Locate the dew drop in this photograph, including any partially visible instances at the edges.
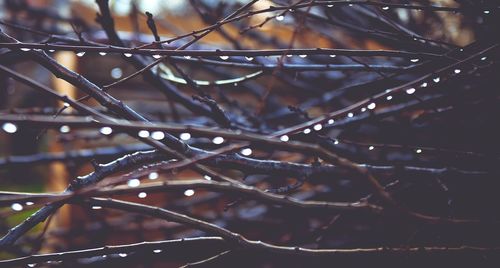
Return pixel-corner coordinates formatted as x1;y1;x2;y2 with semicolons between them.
367;102;376;110
124;53;133;57
2;122;18;133
368;146;375;151
20;48;31;52
180;132;191;141
11;203;23;211
245;56;254;61
327;4;333;8
184;189;195;196
152;54;162;59
48;49;55;53
138;192;147;198
328;119;334;124
219;55;229;60
361;107;367;112
76;51;85;57
128;179;140;188
28;264;36;267
420;82;428;87
99;52;107;56
276;15;285;21
347;112;354;118
151;131;165;140
299;54;307;58
481;56;487;61
99;126;113;135
454;69;461;74
416;149;422;154
313;124;322;131
212;136;224;144
153;249;162;253
303;128;311;134
204;175;212;180
483;10;490;14
410;58;419;63
433;77;440;83
25;201;34;206
241;148;252;156
280;135;289;142
334;140;339;145
138;130;150;138
59;125;70;133
406;88;416;94
148;172;159;180
329;54;336;58
91;206;102;210
386;95;393;100
382;6;389;10
184;56;191;59
119;253;127;257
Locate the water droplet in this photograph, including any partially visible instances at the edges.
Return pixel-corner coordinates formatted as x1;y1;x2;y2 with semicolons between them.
367;102;376;110
386;95;393;100
128;179;140;187
63;102;70;108
219;55;229;60
361;107;367;112
184;189;195;196
276;15;284;21
329;54;336;58
433;77;440;83
28;264;36;267
138;192;147;198
313;124;322;131
151;131;165;140
327;4;333;8
148;172;159;180
153;249;162;253
99;127;113;135
280;135;289;142
483;10;490;14
212;136;224;144
184;56;191;59
20;48;31;52
59;125;70;133
303;128;311;134
347;112;354;118
99;52;107;56
286;54;293;58
48;49;55;53
415;149;422;154
138;130;150;138
119;253;127;257
241;148;252;156
76;52;85;57
25;201;34;206
299;54;307;58
382;6;389;10
2;122;18;133
91;206;102;210
368;146;374;151
204;175;212;180
180;132;191;140
410;58;419;63
11;203;23;211
152;54;162;59
328;119;334;124
124;53;132;57
481;56;487;61
245;56;254;61
420;82;428;87
454;69;461;74
406;88;416;94
334;140;339;145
